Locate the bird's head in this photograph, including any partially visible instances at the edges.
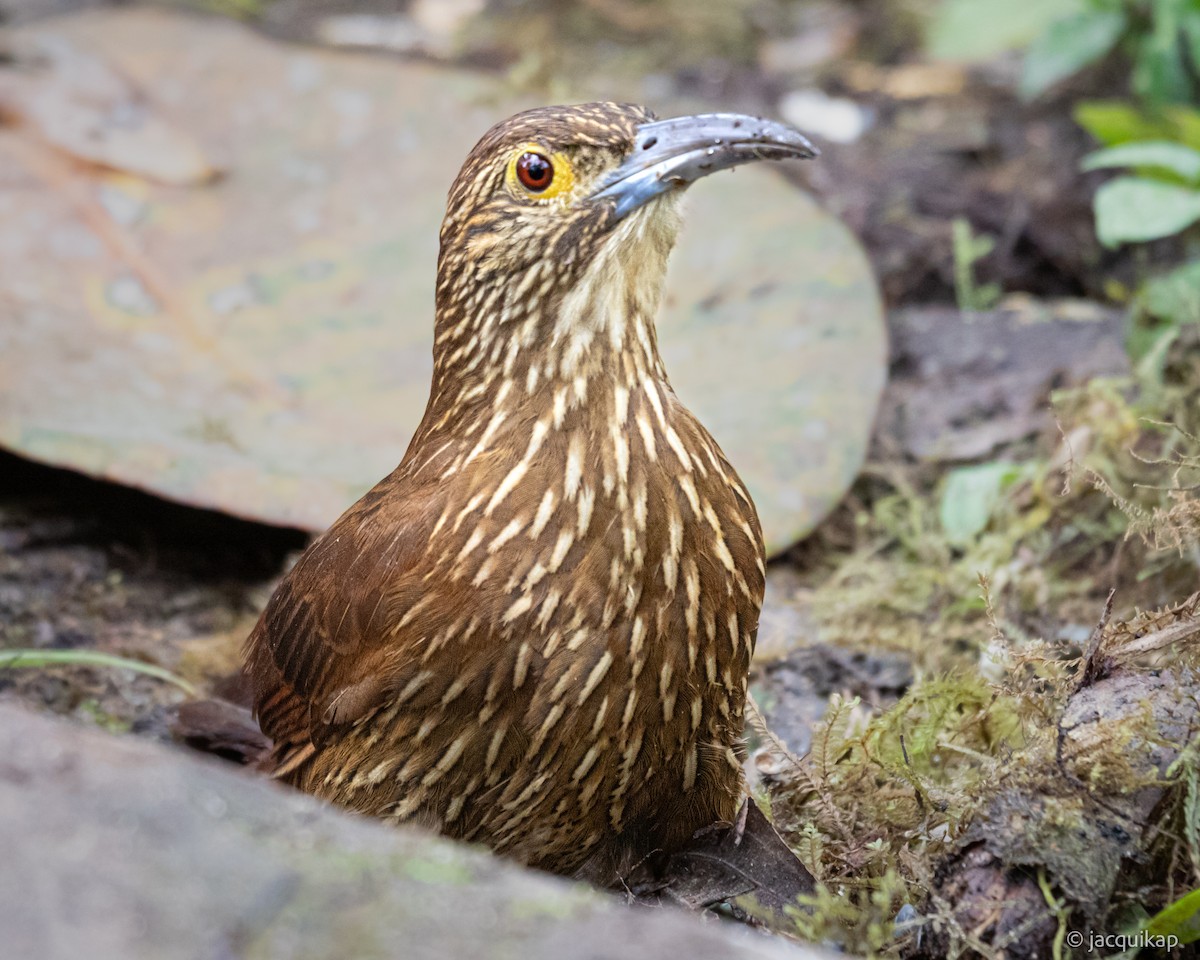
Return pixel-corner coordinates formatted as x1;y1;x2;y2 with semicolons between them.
426;102;815;426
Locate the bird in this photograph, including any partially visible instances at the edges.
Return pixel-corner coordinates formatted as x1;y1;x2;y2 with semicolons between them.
244;101;816;884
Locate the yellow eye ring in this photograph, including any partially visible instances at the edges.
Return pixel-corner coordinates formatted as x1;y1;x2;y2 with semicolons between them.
507;144;575;201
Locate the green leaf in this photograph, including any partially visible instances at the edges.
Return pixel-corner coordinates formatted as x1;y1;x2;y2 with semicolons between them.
1074;101;1200;149
0;649;197;695
952;218;1002;311
926;0;1085;62
1146;887;1200;944
1186;11;1200;78
1020;10;1127;100
1082;140;1200;182
1093;176;1200;246
939;462;1025;547
1076;102;1164;145
1132;27;1195;105
1173;106;1200;151
1132;324;1181;384
1142;260;1200;325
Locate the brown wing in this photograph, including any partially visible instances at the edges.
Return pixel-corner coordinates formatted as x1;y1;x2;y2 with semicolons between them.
244;468;448;774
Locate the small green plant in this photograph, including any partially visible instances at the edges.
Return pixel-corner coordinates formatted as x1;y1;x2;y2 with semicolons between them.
1075;99;1200;148
1146;886;1200;944
1071;100;1200;328
1073;113;1200;374
1081;138;1200;245
939;461;1037;547
1023;0;1200;104
951;218;1002;312
0;649;197;695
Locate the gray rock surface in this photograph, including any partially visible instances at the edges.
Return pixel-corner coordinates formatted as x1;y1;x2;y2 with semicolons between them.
0;703;827;960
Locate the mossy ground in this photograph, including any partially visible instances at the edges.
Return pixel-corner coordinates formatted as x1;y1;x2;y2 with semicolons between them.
754;320;1200;956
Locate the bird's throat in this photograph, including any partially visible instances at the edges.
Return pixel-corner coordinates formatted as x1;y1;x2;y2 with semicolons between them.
415;205;681;466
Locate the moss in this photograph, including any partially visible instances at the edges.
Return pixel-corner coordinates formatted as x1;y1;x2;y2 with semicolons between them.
401;856;474;886
759;332;1200;956
508;889;598;922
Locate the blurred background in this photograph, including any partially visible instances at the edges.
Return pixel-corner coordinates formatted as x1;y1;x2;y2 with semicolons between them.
1;1;1199;957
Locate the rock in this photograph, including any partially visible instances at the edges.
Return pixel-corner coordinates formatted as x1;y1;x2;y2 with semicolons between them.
916;663;1200;958
0;703;829;960
754;566;818;663
755;644;912;756
0;7;884;557
877;299;1128;461
778;90;871;144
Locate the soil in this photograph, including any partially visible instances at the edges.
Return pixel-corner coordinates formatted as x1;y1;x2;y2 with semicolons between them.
0;450;304;734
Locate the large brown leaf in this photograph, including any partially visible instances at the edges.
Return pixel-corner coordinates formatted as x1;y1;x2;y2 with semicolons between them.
0;8;885;554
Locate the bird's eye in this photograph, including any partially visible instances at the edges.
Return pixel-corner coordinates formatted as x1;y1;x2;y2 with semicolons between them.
507;145;574;201
516;152;554;192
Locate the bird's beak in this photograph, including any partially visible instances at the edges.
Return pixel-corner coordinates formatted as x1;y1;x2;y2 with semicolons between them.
590;113;818;219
